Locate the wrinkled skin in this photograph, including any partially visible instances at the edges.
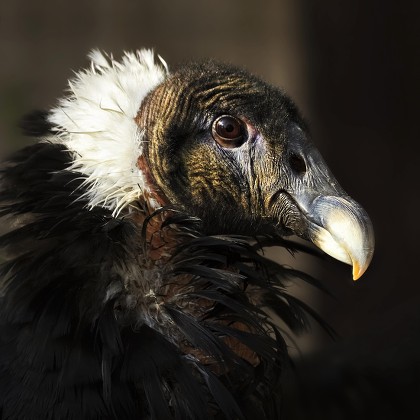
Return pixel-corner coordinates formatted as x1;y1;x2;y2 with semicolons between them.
139;61;374;279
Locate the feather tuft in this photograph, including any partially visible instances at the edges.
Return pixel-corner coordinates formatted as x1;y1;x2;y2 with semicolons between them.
47;50;168;216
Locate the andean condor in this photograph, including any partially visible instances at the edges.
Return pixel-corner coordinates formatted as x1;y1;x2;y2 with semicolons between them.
0;50;374;419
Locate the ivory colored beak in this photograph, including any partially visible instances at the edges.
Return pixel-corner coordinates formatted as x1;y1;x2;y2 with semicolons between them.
304;196;374;280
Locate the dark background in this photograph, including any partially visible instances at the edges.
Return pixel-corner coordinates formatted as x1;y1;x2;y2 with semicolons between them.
0;0;418;353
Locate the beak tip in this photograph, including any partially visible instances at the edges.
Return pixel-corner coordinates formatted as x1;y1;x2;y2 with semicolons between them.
352;262;361;281
351;253;373;281
352;270;362;281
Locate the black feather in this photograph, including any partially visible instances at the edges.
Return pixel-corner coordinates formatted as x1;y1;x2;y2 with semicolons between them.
0;142;328;419
19;110;53;137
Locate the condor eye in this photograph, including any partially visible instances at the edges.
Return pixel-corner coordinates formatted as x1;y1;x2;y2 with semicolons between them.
212;115;247;148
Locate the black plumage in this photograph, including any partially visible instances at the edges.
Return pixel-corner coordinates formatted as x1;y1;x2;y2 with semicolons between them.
0;141;316;419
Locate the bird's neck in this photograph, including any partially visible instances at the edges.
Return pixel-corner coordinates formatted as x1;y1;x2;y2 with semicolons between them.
130;198;179;265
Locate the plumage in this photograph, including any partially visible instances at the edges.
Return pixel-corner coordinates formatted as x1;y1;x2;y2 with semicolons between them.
0;50;374;419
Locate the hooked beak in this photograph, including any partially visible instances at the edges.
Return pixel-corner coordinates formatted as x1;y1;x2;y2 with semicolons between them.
274;124;375;280
298;194;374;280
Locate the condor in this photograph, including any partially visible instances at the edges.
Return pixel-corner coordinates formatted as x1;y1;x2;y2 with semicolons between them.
0;50;373;419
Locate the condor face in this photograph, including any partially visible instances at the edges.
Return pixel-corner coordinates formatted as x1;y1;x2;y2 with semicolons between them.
141;61;374;280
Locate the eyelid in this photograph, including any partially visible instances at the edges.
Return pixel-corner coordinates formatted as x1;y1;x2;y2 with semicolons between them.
236;116;259;145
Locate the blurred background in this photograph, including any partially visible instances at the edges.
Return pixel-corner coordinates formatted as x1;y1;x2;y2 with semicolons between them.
0;0;418;354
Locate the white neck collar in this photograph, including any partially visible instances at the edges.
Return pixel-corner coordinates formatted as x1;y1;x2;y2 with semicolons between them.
48;50;168;216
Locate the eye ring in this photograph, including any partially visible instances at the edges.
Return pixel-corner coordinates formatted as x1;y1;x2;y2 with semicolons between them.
212;115;247;148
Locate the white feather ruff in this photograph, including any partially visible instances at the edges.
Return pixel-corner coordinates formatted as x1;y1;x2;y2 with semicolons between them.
47;50;168;216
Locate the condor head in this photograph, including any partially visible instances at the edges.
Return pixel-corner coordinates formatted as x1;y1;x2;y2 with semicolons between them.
139;61;374;280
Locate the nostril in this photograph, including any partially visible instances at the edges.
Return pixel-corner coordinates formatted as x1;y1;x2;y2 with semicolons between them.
289;153;307;176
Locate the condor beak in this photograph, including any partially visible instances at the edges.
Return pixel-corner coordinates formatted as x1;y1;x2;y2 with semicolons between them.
301;195;374;280
280;125;374;280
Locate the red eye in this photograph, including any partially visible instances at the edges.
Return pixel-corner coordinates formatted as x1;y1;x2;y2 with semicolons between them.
212;115;247;148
